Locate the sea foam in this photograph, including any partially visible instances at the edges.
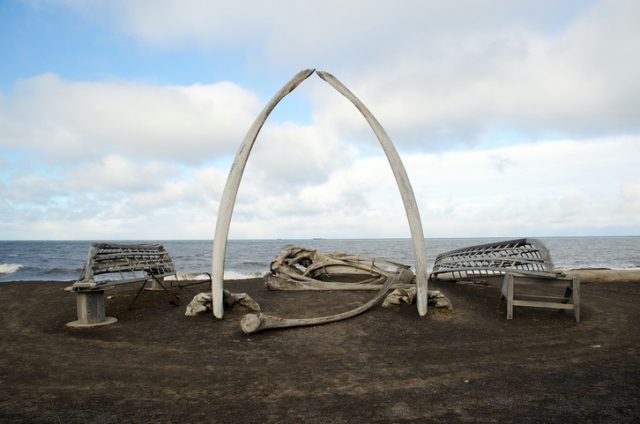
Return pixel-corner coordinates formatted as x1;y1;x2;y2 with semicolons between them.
0;263;23;275
163;271;264;281
224;270;265;280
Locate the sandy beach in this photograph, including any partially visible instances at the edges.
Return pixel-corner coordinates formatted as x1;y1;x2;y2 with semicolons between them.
1;277;639;423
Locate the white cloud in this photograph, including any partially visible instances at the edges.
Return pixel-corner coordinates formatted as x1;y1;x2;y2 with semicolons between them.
225;136;639;239
3;0;639;239
620;184;640;216
35;0;640;148
0;73;261;162
312;0;640;150
408;137;640;236
1;135;638;239
67;155;174;192
241;121;358;192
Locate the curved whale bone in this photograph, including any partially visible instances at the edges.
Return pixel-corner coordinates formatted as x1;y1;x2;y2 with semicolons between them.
210;69;315;318
315;71;429;316
211;69;428;318
240;268;414;334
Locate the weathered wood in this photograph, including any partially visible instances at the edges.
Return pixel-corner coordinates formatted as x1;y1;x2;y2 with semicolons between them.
512;300;575;310
431;238;556;280
66;243;179;327
500;272;580;322
571;277;580;323
69;243;176;290
66;290;118;328
504;273;514;319
433;238;580;322
240;268;414;334
511;294;574;302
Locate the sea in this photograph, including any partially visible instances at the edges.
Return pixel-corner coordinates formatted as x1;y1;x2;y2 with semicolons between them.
1;237;639;282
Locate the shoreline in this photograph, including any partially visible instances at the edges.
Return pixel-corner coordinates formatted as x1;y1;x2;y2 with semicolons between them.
3;237;640;283
3;267;640;285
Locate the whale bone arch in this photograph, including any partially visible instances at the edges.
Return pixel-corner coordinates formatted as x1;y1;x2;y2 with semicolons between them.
211;69;428;319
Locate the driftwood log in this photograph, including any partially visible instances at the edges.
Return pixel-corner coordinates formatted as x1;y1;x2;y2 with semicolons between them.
240;268;414;334
211;69;429;318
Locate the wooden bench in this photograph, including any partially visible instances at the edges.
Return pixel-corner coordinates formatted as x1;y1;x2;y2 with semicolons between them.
65;243;179;328
430;238;580;322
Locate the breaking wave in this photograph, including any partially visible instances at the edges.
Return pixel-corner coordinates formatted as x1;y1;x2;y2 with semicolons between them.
0;263;23;275
164;271;265;281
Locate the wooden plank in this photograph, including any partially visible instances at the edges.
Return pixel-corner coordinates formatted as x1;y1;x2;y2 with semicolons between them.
572;277;580;323
513;294;571;302
505;274;514;319
431;239;562;285
512;300;575;310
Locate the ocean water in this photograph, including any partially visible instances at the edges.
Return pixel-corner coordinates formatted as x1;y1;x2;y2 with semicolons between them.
1;237;639;282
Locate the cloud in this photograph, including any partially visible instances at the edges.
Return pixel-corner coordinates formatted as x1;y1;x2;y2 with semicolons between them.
1;135;638;239
241;121;359;192
0;73;261;162
311;0;640;150
67;155;175;192
3;1;639;240
620;184;640;216
224;136;640;239
407;137;640;236
0;72;359;187
34;0;640;149
0;158;224;239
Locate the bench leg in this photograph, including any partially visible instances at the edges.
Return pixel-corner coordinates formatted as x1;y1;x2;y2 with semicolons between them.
145;276;165;291
66;290;118;328
501;274;514;320
129;277;181;309
572;277;580;323
502;274;513;319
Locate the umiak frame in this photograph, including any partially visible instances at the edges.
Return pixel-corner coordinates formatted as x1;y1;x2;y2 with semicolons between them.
211;69;429;318
431;238;580;322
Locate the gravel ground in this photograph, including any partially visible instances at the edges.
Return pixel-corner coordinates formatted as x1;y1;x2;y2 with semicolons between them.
1;278;639;423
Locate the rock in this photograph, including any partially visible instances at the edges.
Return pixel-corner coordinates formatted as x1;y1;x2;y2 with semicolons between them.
185;290;261;316
382;287;452;310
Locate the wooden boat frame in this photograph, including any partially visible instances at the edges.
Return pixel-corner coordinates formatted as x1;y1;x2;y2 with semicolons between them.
431;238;580;322
431;238;556;280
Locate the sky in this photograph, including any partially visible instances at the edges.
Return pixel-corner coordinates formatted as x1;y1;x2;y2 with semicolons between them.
0;0;639;240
